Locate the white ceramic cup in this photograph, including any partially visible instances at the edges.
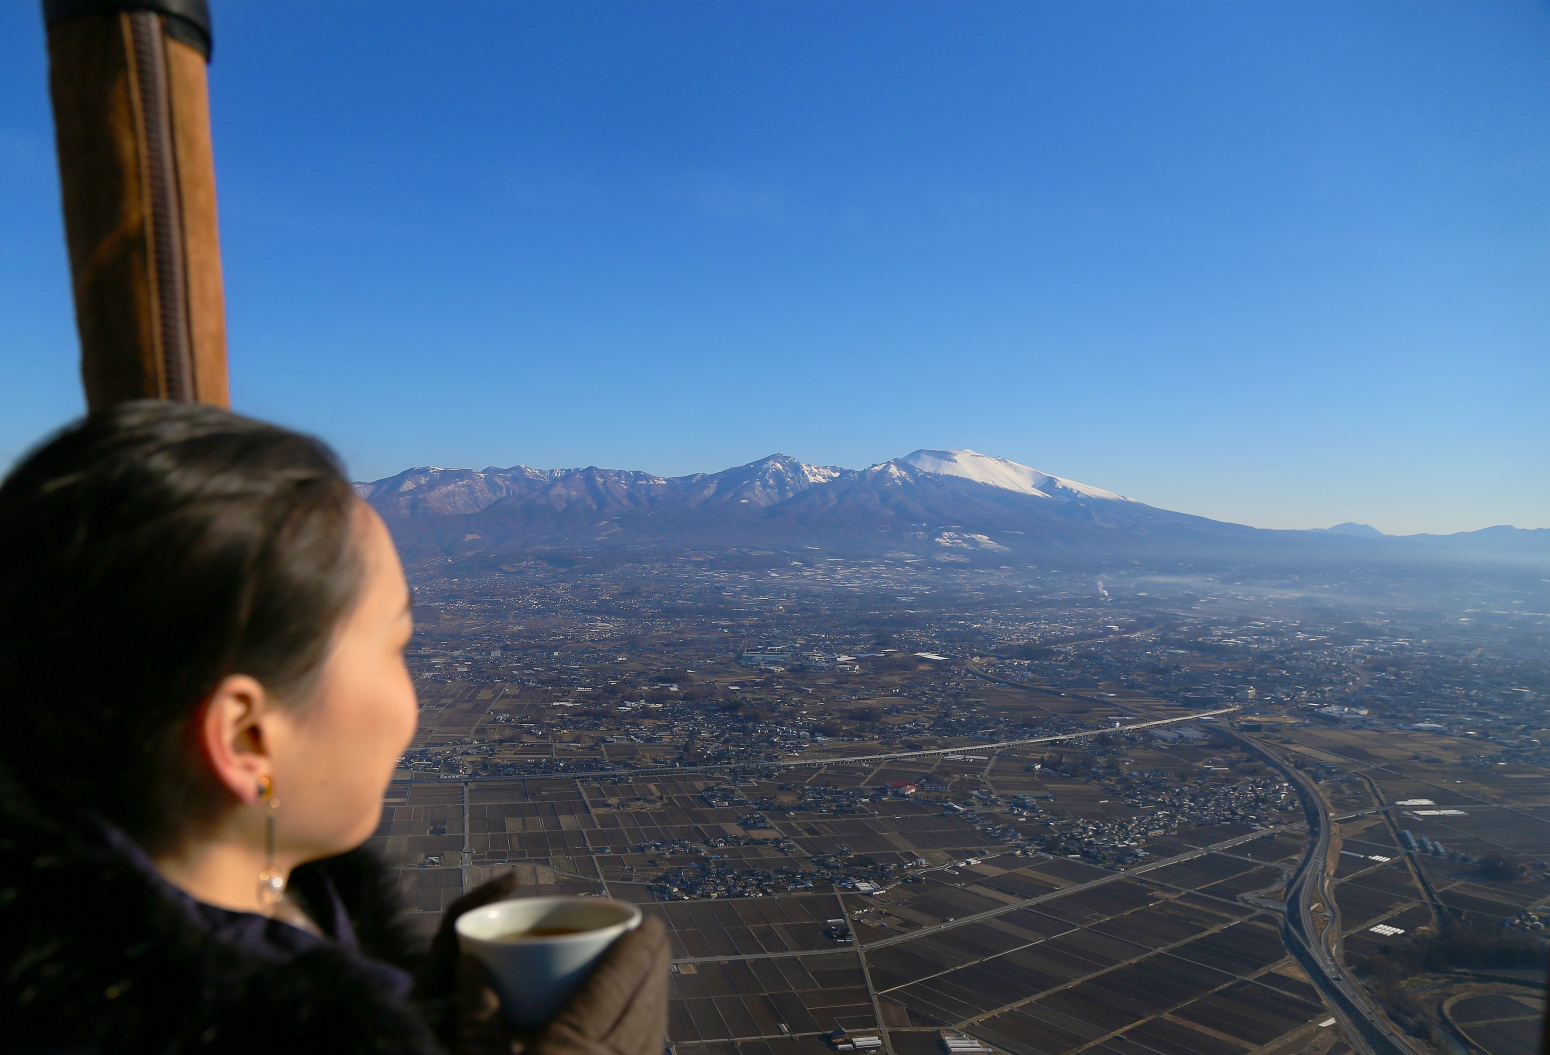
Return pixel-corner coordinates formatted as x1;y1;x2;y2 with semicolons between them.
456;895;643;1031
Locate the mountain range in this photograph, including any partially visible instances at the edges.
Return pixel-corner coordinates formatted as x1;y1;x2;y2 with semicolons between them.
357;448;1548;567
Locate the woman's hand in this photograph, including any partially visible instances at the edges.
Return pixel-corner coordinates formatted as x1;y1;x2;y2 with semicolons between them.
416;877;670;1055
521;915;670;1055
453;914;670;1055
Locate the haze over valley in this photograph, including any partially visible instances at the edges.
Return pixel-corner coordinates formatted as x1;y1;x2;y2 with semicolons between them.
371;447;1550;1055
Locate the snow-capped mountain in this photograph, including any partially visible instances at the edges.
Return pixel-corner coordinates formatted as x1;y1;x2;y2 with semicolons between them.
357;450;1548;566
355;464;577;516
896;449;1131;501
362;448;1253;561
361;449;1124;518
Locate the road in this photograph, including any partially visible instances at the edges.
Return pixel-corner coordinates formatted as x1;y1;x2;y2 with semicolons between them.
1352;771;1452;928
837;890;897;1055
667;821;1302;964
649;825;1310;1051
964;664;1146;718
460;780;472;892
391;706;1240;785
1233;732;1421;1055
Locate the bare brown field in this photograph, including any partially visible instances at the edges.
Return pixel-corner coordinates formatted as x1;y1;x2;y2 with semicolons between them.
669;955;876;1042
1449;992;1545;1055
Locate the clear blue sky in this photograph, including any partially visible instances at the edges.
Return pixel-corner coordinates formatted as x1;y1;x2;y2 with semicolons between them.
1;2;1545;535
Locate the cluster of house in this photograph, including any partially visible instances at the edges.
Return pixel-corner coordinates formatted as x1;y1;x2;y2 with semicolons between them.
1035;775;1292;866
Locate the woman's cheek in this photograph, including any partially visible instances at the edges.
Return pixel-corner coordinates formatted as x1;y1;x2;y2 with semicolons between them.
392;669;418;747
379;676;417;778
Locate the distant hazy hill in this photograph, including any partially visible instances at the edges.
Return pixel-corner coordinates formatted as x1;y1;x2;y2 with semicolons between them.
1313;522;1387;538
1304;520;1550;560
356;448;1549;567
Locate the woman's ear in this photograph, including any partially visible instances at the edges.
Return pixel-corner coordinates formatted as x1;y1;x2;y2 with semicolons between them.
198;674;275;806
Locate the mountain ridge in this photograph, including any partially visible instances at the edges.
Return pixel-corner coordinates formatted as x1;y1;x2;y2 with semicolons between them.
356;449;1547;567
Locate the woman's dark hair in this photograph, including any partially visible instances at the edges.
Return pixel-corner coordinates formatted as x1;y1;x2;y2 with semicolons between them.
0;401;363;852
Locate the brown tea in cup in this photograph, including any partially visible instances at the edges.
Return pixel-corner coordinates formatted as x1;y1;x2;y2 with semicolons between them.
457;895;644;1030
495;924;591;940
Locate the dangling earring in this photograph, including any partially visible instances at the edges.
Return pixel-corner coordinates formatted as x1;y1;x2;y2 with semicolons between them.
255;776;286;907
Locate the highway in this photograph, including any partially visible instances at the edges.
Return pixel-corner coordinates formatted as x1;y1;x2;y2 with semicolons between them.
1233;732;1422;1055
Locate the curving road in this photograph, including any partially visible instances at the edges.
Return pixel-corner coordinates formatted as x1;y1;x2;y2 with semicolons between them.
1231;732;1421;1055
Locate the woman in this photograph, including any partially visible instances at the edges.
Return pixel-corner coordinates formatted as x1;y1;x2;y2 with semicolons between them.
0;402;667;1053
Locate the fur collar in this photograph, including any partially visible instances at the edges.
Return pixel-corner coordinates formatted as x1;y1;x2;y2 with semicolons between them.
0;766;444;1053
